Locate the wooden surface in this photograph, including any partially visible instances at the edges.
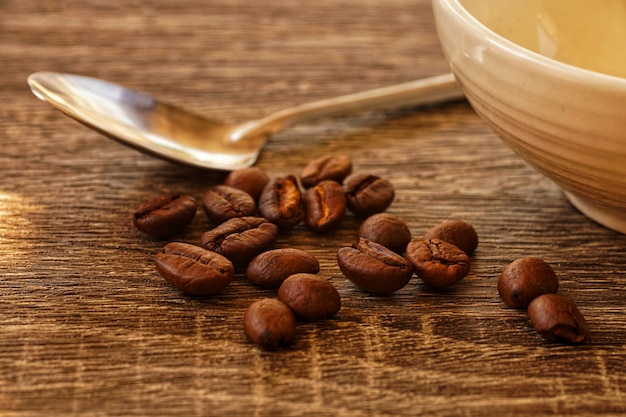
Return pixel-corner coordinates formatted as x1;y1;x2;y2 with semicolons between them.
2;1;626;415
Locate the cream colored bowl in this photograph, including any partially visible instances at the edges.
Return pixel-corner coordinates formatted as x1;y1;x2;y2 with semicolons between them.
432;0;626;233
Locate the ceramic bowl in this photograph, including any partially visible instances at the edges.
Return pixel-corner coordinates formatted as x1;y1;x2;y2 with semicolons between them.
432;0;626;233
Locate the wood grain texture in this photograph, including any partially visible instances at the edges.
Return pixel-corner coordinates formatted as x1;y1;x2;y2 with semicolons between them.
1;1;626;416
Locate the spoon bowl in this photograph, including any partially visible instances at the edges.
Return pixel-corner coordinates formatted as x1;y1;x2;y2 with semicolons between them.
28;72;463;171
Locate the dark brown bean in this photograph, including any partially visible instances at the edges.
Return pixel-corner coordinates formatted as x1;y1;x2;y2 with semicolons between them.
405;238;470;288
498;257;559;309
243;298;296;351
424;219;478;255
199;216;278;265
342;172;395;218
358;213;411;254
278;273;341;321
223;166;270;202
258;175;304;230
528;294;588;344
299;155;352;188
201;184;256;224
246;248;320;287
133;194;197;239
303;180;347;233
337;238;413;295
154;242;234;296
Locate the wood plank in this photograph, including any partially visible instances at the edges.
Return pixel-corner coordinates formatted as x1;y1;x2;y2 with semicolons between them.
1;0;625;415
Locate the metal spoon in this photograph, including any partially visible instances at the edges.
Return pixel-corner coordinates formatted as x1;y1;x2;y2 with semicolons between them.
27;71;463;171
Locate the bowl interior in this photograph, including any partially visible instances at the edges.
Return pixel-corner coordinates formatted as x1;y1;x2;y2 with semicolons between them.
459;0;626;78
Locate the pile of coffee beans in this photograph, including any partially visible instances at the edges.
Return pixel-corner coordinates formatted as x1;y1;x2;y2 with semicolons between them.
498;257;588;344
131;156;362;350
133;154;588;350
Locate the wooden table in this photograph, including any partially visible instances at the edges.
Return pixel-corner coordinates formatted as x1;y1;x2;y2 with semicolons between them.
2;1;625;415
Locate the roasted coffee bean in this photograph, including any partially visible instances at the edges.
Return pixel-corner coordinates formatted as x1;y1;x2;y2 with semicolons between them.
246;248;320;287
199;216;278;265
358;213;411;254
278;273;341;321
303;180;347;233
223;166;270;202
133;194;197;239
154;242;234;296
342;172;395;218
337;238;413;295
258;175;304;230
424;219;478;255
243;298;296;351
299;155;352;188
498;257;559;309
405;238;470;288
528;294;588;344
201;184;256;224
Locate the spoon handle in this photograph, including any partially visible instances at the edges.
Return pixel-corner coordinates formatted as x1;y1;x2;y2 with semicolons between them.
232;73;463;141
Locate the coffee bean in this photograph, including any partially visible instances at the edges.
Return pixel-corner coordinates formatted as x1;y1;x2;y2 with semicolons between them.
154;242;234;296
303;180;347;233
358;213;411;254
337;238;413;295
243;298;296;351
528;294;588;344
199;216;278;265
201;184;256;224
278;273;341;321
133;194;197;239
258;175;304;230
223;167;270;202
424;219;478;255
342;172;395;218
299;155;352;189
497;257;559;309
246;248;320;287
405;238;470;288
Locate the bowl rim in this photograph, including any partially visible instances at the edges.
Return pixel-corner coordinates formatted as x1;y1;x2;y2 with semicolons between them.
436;0;626;89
